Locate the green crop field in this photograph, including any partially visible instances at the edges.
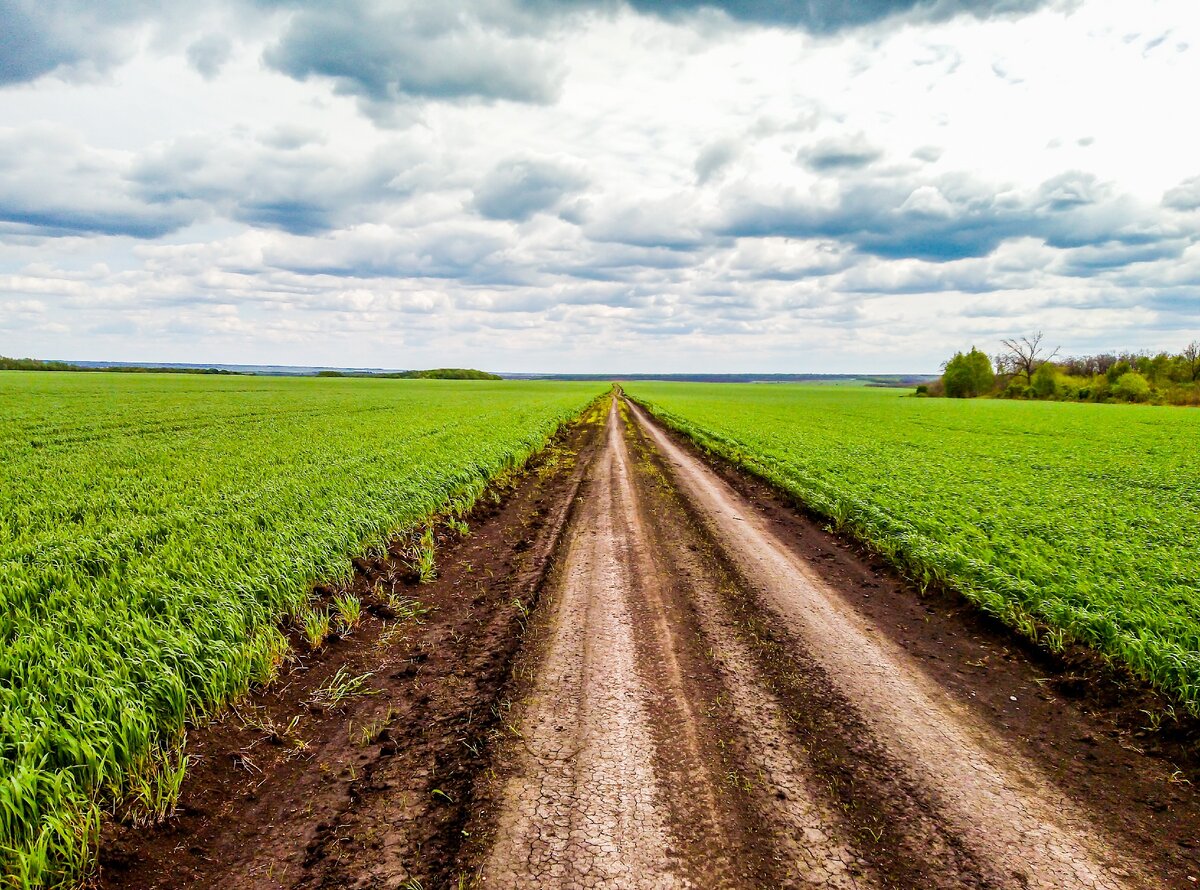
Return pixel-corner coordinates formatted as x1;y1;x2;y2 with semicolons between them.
0;372;605;887
625;382;1200;713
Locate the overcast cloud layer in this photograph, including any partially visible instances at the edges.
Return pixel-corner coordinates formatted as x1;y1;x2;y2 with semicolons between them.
1;0;1197;372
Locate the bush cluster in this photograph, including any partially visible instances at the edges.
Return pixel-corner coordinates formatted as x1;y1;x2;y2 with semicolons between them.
929;342;1200;406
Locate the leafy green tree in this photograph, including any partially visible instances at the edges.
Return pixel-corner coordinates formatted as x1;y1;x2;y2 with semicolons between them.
1112;371;1152;402
1031;362;1060;398
1106;360;1132;384
942;347;995;398
1184;341;1200;382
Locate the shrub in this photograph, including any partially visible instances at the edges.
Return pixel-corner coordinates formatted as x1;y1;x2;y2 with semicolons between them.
1003;379;1032;399
1112;371;1151;403
1031;363;1060;399
1106;360;1133;384
1164;383;1200;406
942;347;995;398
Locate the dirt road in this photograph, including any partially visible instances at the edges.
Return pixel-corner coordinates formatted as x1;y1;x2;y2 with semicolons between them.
101;395;1200;888
470;398;1198;888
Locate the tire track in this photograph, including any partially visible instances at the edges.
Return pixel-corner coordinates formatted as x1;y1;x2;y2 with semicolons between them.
481;400;871;888
619;409;878;888
614;402;873;888
483;402;688;888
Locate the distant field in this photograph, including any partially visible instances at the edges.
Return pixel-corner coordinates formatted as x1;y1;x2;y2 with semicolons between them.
625;383;1200;712
0;373;605;886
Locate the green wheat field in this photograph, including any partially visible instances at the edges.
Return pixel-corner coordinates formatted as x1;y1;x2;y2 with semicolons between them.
0;373;605;886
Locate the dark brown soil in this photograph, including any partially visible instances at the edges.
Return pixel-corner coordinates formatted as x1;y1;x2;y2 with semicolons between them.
95;402;606;890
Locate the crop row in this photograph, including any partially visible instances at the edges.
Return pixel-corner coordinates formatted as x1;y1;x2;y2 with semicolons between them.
0;373;606;888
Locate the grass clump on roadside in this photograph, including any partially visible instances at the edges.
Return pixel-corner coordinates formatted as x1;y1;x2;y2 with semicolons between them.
0;372;605;887
333;594;363;633
625;382;1200;715
308;667;378;711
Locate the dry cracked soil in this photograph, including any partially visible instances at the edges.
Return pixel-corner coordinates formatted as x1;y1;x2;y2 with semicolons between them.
99;394;1200;889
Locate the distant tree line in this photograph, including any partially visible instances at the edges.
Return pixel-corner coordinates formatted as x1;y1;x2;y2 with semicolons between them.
317;368;502;380
1;358;503;380
0;356;77;372
920;333;1200;406
0;356;239;374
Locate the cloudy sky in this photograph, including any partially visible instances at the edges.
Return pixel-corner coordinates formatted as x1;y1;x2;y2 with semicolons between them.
1;0;1198;373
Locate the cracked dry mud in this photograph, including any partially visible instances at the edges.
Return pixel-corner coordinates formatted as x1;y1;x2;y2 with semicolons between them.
473;397;1195;889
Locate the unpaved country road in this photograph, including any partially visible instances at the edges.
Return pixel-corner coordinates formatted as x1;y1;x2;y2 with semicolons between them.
472;397;1196;889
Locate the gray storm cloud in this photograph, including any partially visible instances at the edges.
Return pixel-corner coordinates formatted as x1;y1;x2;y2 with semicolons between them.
474;159;589;221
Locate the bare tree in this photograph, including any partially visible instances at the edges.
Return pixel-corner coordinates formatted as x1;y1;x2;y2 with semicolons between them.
999;332;1060;384
1184;340;1200;382
1062;353;1121;377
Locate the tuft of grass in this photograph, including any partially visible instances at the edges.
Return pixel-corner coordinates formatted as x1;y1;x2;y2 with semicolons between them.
122;742;190;828
333;594;363;634
411;527;437;584
302;608;332;650
387;594;432;623
249;629;293;687
351;707;398;746
237;705;303;747
308;667;379;711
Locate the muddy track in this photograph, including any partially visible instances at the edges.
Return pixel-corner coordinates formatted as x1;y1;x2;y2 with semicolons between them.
97;394;1200;888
